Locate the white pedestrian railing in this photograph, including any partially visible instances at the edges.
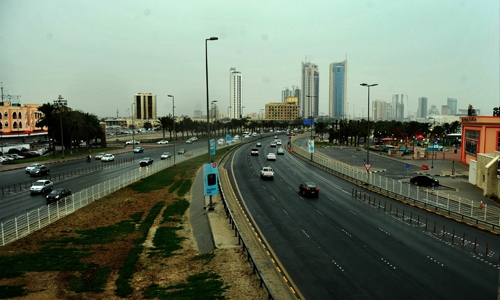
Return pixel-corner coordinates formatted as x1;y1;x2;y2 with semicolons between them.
0;147;207;246
291;135;500;229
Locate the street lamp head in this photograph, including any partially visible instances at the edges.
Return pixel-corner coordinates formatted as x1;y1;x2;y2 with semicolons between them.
208;37;218;41
360;83;368;87
168;95;173;98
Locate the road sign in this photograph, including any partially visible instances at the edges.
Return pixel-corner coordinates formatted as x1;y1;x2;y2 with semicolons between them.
405;164;410;169
364;163;372;171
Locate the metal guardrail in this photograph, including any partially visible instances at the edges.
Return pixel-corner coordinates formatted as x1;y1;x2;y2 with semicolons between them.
0;147;207;246
290;135;500;230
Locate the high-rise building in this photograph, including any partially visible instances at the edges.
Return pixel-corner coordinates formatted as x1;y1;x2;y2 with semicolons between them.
391;93;406;120
301;62;319;118
417;97;428;119
281;88;294;102
372;99;387;121
133;93;157;120
229;67;242;119
328;60;347;118
447;98;457;114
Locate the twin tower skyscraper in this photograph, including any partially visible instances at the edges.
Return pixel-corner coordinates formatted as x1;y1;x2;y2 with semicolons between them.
300;60;347;119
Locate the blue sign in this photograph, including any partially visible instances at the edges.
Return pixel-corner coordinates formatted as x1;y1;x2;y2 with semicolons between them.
405;164;410;169
304;119;314;125
203;163;219;196
226;134;232;146
210;140;216;155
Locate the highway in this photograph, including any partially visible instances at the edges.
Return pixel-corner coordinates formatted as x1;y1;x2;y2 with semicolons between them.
225;135;499;299
1;133;499;299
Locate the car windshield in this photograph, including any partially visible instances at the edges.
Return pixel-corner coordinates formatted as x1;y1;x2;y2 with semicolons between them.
33;182;43;186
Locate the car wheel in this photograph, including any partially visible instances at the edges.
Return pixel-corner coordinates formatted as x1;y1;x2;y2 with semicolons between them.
413;181;418;186
431;182;436;187
41;188;45;193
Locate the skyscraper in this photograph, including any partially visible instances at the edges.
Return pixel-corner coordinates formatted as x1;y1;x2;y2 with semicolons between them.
301;62;319;118
281;87;294;102
229;67;242;119
133;92;157;120
417;97;428;119
329;60;347;118
447;98;457;115
391;93;406;120
372;99;387;121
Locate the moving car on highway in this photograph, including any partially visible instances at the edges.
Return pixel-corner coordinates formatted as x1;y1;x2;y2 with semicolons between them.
251;148;259;156
177;148;187;155
133;147;144;153
95;153;106;160
25;163;44;173
30;166;50;177
30;180;53;195
157;140;169;144
46;188;72;205
267;153;276;161
410;175;439;187
299;181;319;198
140;157;154;166
126;140;140;145
160;152;172;159
101;154;115;162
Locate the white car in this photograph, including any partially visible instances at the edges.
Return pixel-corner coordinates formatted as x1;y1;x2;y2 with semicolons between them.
217;139;225;145
25;163;44;173
267;153;277;161
30;180;53;194
95;152;106;160
276;140;282;145
160;152;172;159
125;140;140;145
157;140;169;144
101;154;115;162
270;142;277;147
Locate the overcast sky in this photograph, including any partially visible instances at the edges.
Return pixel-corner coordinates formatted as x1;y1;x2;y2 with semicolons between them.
1;0;498;120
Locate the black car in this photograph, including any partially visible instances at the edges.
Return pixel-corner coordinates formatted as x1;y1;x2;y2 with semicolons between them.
46;188;72;204
140;157;154;166
299;181;319;198
30;166;50;177
410;175;439;187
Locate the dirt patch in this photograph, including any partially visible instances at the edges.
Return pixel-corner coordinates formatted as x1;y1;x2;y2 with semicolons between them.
0;177;266;299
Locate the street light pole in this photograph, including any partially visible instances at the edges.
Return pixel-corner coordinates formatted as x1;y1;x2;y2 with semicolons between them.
211;100;217;137
205;36;218;211
360;83;378;165
53;95;68;159
131;103;135;146
168;95;176;165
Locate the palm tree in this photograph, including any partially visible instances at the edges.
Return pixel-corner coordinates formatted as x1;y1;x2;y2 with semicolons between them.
36;103;57;155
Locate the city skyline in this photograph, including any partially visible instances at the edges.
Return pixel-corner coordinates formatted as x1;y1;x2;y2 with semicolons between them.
1;1;498;120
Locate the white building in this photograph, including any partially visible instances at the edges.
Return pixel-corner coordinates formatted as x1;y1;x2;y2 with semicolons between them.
229;67;242;119
301;62;319;118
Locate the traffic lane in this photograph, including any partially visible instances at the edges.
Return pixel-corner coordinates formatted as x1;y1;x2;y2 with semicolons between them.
229;146;498;299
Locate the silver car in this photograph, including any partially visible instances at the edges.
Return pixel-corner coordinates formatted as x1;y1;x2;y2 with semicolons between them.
25;163;44;173
30;180;54;194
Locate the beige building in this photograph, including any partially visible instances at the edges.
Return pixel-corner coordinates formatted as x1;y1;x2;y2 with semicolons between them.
372;99;388;121
265;96;299;121
0;101;45;136
133;93;157;120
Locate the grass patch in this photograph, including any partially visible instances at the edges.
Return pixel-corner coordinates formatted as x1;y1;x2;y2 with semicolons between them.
177;179;192;196
0;246;92;279
149;226;185;257
161;198;189;223
191;252;216;265
115;201;165;297
130;169;177;193
69;264;110;293
51;221;137;245
0;285;27;299
142;272;228;299
167;179;184;194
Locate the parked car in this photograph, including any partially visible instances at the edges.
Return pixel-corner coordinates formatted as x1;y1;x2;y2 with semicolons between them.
139;157;154;166
251;148;259;156
95;152;106;160
133;147;145;153
161;152;172;159
30;166;50;177
177;148;187;155
267;153;276;161
299;181;319;198
101;154;115;162
46;188;72;204
26;163;44;173
30;180;53;195
126;140;140;145
410;175;439;187
217;139;225;145
277;147;285;155
157;140;169;144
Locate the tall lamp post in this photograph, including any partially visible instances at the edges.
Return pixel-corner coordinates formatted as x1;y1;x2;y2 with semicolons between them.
360;83;378;165
167;95;176;165
205;36;218;211
211;100;217;137
53;95;67;159
131;103;135;146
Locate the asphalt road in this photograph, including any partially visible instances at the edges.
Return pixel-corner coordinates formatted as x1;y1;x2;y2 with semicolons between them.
225;135;499;299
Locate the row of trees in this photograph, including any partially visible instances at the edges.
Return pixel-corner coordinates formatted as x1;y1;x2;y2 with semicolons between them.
36;103;103;155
